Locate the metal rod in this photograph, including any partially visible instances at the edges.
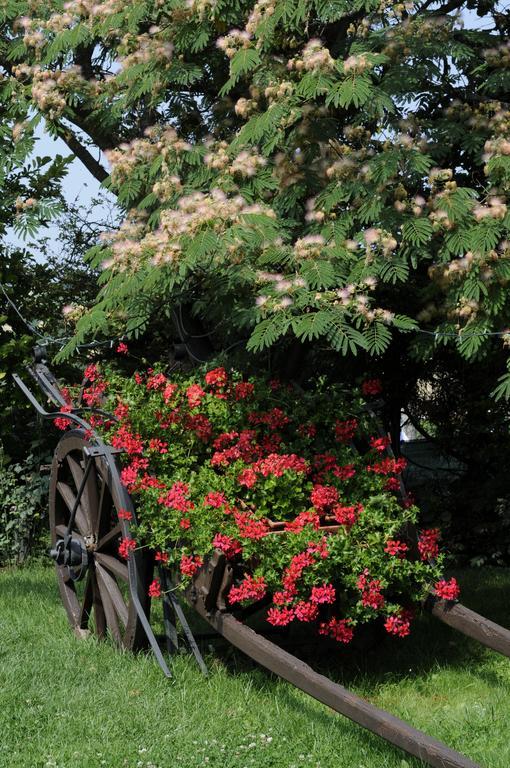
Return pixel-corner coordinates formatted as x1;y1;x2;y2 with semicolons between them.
168;590;208;677
65;453;94;541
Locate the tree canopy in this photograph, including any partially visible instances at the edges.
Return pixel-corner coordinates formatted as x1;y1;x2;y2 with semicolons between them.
0;0;508;385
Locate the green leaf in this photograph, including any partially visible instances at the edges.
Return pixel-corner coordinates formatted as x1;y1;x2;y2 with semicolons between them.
402;218;433;246
300;260;337;289
247;317;290;351
492;372;510;401
363;322;392;355
291;312;331;341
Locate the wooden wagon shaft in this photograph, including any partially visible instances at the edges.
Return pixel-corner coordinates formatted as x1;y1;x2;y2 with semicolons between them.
427;595;510;658
191;604;480;768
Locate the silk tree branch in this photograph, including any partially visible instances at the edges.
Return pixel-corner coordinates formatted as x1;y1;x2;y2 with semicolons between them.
56;124;109;184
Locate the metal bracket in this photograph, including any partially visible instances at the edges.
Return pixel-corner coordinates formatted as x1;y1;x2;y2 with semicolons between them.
159;567;208;676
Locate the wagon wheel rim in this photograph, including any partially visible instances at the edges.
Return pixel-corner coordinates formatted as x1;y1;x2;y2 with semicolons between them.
49;429;153;650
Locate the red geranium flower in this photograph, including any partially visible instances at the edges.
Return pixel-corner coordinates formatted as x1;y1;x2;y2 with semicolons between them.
148;579;162;598
180;554;203;576
434;577;460;601
319;617;354;643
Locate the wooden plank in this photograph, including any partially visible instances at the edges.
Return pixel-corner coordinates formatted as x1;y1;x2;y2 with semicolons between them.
192;605;480;768
428;597;510;659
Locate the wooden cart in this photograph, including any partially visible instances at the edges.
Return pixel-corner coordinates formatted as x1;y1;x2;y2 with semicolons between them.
14;354;510;768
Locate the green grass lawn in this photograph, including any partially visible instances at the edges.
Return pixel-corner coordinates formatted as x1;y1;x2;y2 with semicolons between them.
1;566;510;768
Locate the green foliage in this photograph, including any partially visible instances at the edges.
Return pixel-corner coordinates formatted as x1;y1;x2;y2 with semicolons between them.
0;0;509;401
0;453;48;565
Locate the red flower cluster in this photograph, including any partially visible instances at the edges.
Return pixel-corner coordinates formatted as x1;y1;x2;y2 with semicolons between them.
234;511;269;540
234;381;255;400
149;438;168;454
84;363;99;382
367;457;407;475
294;600;319;622
118;508;133;521
83;379;107;407
384;609;412;637
434;577;460;601
205;366;228;388
114;401;129;420
384;477;401;492
54;403;73;431
310;584;336;605
361;378;382;396
147;372;167;390
155;550;169;564
118;537;136;559
357;570;385;610
384;539;409;558
333;503;363;529
186;413;213;442
211;430;259;467
163;382;178;403
186;384;206;408
319;617;354;643
203;491;227;508
252;453;308;478
148;579;162;598
112;424;144;455
159;482;193;513
228;574;267;604
311;484;338;512
248;407;290;430
284;510;320;533
334;419;358;443
370;435;391;453
238;468;258;488
180;553;203;576
418;528;440;561
212;533;242;559
116;341;128;354
267;606;295;626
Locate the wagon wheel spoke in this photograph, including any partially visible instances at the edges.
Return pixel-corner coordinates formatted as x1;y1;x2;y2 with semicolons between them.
90;567;106;638
97;523;122;552
79;571;94;629
95;564;123;644
95;562;129;628
56;481;89;536
55;524;84;543
66;453;99;529
95;552;128;582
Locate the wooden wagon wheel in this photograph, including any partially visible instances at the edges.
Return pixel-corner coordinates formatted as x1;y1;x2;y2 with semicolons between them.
49;429;153;650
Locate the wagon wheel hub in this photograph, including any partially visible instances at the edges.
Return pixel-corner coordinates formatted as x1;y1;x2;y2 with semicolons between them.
50;536;89;582
84;533;97;552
